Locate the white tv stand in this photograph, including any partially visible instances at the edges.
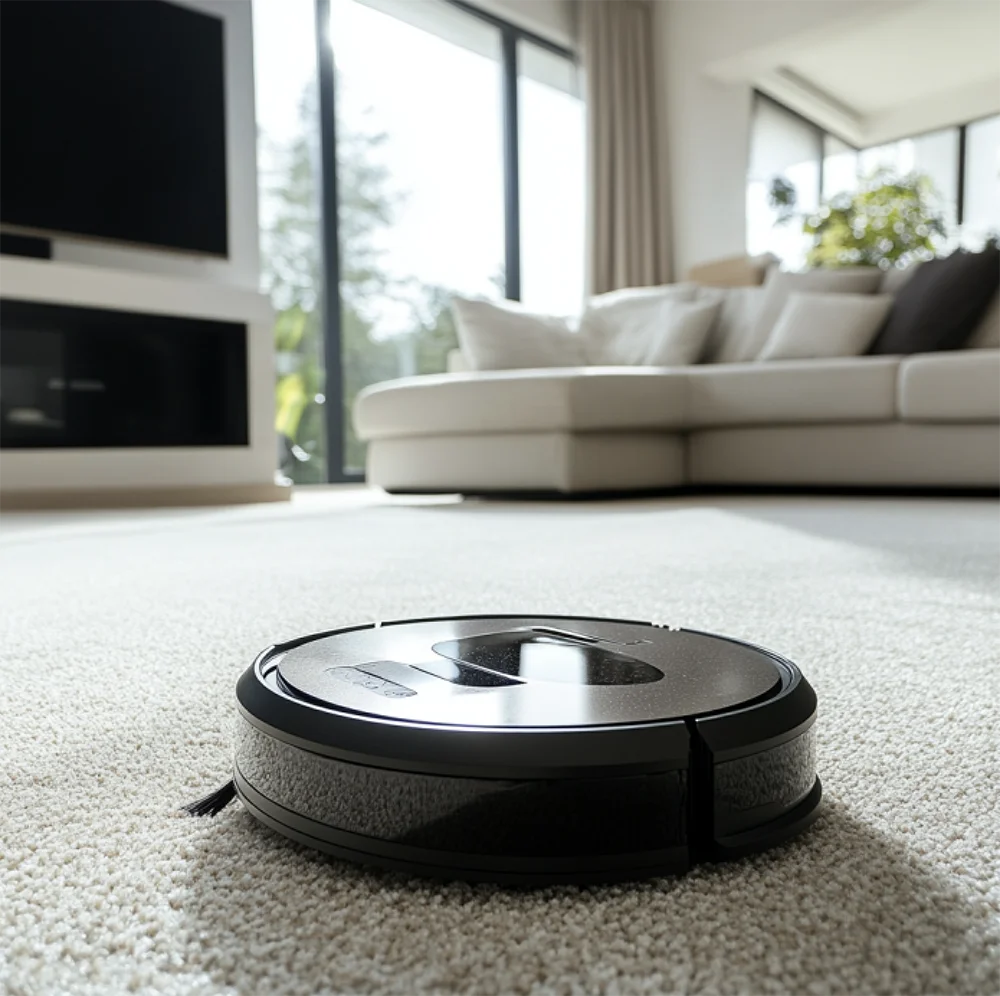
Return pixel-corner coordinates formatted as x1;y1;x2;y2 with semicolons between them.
0;257;287;509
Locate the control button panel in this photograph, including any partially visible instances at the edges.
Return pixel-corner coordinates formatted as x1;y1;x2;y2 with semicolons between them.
326;666;416;698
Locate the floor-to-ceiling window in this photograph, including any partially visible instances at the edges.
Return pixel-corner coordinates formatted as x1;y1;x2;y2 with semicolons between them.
821;135;858;201
859;127;961;235
963;115;1000;244
747;93;999;271
254;0;583;483
517;41;585;316
253;0;326;482
330;0;506;473
746;95;822;270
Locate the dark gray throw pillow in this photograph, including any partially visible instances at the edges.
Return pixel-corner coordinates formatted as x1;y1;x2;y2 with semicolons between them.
869;246;1000;354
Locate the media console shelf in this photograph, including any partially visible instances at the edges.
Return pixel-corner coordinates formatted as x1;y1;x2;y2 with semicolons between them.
0;257;286;509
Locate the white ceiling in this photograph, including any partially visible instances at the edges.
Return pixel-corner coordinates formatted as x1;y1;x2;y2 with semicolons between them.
782;0;1000;114
706;0;1000;145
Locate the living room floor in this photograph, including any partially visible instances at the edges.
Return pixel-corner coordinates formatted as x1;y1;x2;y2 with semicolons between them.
2;490;998;995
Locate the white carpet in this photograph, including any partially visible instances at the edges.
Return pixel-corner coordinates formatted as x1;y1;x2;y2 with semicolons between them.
2;490;998;996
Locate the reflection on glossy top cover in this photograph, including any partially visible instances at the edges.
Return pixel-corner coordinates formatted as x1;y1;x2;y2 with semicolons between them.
273;616;784;730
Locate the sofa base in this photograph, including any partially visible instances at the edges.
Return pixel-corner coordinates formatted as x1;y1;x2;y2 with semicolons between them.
382;484;999;499
367;431;686;494
689;423;1000;488
368;423;1000;494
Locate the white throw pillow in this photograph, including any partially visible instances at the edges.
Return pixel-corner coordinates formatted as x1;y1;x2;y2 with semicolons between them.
967;292;1000;349
696;286;766;364
757;292;894;361
580;283;698;365
643;298;722;366
451;297;585;370
745;268;884;362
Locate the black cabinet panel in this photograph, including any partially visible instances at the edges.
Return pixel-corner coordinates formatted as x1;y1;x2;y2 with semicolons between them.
0;300;248;448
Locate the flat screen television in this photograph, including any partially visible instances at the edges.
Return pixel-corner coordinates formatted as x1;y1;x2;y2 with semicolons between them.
0;0;227;257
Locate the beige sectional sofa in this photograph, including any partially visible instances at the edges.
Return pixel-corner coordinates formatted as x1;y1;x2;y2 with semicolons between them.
355;251;1000;494
355;349;1000;493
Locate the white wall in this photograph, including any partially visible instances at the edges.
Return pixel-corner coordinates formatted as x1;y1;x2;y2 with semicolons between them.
656;0;749;281
53;0;260;290
654;0;904;279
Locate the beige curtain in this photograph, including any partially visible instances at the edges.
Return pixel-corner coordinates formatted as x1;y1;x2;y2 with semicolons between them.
581;0;667;294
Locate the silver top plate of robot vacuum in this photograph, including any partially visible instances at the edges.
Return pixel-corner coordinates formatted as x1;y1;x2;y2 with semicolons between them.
273;616;784;728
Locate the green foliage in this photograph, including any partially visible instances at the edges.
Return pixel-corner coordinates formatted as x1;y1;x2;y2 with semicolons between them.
803;170;946;269
275;370;309;441
259;117;327;483
274;305;308;352
260;85;460;483
768;175;797;224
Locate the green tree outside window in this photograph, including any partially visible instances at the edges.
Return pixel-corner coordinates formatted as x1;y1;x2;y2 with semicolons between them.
260;87;460;482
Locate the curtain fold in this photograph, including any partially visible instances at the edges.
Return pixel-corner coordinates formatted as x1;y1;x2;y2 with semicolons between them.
581;0;668;294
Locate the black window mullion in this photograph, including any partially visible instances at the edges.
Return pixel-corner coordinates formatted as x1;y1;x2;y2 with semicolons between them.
815;125;825;202
957;124;967;226
501;29;520;301
314;0;357;483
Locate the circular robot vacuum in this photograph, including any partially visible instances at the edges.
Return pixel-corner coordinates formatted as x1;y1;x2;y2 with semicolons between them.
233;615;821;884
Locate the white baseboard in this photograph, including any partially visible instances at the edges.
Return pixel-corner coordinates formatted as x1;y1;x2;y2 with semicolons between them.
0;480;291;511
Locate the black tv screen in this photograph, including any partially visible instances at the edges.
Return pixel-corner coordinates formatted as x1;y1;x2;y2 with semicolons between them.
0;0;228;256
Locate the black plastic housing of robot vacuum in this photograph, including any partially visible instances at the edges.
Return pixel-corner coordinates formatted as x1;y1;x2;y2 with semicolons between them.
234;615;820;884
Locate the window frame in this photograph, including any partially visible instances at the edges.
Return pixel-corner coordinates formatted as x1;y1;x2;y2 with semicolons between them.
749;89;994;252
751;92;829;200
314;0;577;482
747;88;1000;274
747;92;826;267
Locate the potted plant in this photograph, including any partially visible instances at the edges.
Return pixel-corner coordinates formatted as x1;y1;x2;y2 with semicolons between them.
802;170;946;269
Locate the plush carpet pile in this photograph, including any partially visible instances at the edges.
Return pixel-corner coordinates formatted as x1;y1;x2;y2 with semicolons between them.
2;491;998;995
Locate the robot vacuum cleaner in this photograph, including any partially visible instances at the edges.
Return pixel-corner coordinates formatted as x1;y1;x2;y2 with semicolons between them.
202;615;821;884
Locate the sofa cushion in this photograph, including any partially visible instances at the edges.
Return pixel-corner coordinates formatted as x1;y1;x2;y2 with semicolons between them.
451;297;584;370
355;368;688;440
643;298;721;366
740;267;884;363
898;350;1000;422
696;286;766;364
580;284;697;364
757;292;894;361
685;356;900;426
870;246;1000;354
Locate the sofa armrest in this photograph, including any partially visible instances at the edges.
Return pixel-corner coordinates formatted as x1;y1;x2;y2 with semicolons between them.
899;349;1000;422
686;253;778;288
